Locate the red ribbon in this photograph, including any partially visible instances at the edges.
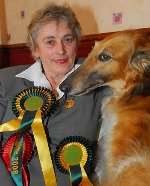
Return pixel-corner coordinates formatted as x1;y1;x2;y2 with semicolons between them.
2;132;33;186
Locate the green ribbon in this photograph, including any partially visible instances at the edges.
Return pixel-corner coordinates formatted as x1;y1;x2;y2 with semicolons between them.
69;165;82;185
11;137;24;186
10;111;36;186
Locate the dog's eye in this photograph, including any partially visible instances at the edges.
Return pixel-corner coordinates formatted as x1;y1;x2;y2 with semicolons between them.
98;52;112;62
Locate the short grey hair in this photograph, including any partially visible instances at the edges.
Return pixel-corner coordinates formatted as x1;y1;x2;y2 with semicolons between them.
27;3;82;53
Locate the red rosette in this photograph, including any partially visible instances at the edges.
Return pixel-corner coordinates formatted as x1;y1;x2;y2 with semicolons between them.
2;132;33;174
22;133;33;165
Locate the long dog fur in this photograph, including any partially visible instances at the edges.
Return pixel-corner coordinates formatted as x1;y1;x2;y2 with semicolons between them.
60;28;150;186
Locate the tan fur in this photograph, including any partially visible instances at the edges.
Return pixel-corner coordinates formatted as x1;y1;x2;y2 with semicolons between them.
60;28;150;186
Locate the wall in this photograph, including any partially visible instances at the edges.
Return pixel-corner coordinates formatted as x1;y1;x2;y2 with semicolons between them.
2;0;150;44
0;0;8;44
4;0;68;44
92;0;150;32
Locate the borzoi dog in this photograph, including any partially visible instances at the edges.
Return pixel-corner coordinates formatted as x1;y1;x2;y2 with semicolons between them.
60;29;150;186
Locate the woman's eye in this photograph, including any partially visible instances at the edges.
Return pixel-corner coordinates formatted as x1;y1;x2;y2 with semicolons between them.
98;52;112;62
46;40;55;46
63;36;74;44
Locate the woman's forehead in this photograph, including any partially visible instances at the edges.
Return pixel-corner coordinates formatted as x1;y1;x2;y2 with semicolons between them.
36;21;73;39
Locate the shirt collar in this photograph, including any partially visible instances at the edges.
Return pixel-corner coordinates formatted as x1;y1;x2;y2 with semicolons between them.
16;59;80;99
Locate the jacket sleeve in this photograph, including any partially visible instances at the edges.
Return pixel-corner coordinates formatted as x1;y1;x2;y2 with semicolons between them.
0;78;15;185
0;158;15;186
0;79;8;122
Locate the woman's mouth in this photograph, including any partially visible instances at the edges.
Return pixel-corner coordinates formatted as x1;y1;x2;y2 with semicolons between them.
55;58;68;64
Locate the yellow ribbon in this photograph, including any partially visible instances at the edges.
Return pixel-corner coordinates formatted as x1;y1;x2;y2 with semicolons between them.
0;112;24;132
0;110;57;186
79;165;93;186
32;110;57;186
68;164;93;186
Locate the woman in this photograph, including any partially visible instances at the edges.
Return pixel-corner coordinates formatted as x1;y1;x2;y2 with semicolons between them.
0;4;107;186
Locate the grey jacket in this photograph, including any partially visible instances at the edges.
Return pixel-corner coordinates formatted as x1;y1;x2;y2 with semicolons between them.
0;65;108;186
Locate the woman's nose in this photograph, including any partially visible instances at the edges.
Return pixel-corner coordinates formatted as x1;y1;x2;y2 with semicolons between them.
57;41;66;55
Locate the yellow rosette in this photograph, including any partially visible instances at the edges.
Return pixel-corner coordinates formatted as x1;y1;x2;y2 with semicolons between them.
55;136;94;186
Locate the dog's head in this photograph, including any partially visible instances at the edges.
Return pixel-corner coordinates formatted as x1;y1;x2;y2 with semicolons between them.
60;29;150;96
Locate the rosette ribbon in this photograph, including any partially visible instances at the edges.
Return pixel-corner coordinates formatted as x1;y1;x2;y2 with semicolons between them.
0;87;57;186
55;136;94;186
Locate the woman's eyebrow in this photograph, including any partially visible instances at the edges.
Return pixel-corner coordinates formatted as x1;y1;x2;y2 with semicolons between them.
63;34;74;37
42;34;74;41
43;36;55;41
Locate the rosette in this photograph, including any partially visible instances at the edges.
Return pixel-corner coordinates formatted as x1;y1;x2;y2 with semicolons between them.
0;87;57;186
55;136;93;186
12;86;56;118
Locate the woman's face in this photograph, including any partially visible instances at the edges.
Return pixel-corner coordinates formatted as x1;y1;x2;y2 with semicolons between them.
33;21;78;77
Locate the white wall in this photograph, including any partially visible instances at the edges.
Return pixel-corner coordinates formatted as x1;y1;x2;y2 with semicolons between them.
92;0;150;32
4;0;150;44
4;0;67;44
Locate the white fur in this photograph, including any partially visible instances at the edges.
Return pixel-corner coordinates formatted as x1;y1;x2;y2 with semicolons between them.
113;155;144;177
95;95;118;183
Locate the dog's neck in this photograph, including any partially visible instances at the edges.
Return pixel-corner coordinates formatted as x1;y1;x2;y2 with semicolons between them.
105;79;149;102
105;79;126;99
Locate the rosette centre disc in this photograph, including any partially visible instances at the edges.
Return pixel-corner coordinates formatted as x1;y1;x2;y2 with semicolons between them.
55;137;93;173
24;96;43;111
63;144;82;166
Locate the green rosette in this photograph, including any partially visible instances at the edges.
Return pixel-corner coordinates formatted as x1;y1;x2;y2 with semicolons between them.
0;87;58;186
54;136;94;186
4;86;58;186
12;86;57;118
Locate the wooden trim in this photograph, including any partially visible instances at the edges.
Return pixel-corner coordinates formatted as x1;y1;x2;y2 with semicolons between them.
0;43;28;48
1;26;150;68
0;45;33;68
0;33;109;48
77;33;109;57
0;47;9;68
1;29;149;68
1;33;111;68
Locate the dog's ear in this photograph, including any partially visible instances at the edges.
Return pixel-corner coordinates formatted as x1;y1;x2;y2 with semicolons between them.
130;49;150;77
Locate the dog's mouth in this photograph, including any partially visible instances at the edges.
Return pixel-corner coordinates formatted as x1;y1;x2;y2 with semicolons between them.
68;80;105;96
60;70;106;96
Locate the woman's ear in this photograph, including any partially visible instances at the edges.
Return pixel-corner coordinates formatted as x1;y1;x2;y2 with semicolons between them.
32;47;40;59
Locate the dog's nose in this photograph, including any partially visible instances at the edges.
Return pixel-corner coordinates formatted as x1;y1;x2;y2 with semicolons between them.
59;82;70;93
59;83;71;100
